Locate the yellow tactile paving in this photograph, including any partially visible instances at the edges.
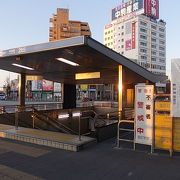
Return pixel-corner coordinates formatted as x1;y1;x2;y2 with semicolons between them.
0;126;13;130
18;129;76;141
0;164;44;180
0;140;49;157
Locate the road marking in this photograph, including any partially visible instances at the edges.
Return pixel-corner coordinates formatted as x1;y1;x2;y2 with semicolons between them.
0;140;50;157
0;164;44;180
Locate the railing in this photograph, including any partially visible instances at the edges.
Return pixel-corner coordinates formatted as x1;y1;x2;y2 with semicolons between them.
0;103;62;114
1;104;133;142
1;105;93;141
31;107;78;135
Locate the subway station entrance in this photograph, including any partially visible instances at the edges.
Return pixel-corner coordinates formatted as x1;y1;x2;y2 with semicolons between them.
0;36;166;150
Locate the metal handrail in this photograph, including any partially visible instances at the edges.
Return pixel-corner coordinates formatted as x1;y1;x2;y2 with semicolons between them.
31;107;78;135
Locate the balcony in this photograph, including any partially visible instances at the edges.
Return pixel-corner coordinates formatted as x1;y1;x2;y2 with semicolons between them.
61;27;69;32
61;33;70;38
49;32;54;37
49;27;54;32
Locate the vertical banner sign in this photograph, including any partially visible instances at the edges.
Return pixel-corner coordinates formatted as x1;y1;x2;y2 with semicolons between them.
171;59;180;151
171;59;180;117
144;0;159;19
135;84;154;145
132;22;136;49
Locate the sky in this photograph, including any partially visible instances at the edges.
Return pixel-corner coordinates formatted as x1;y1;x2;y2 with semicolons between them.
0;0;179;86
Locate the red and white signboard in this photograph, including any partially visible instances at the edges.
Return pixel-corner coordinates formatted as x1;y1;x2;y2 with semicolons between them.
135;84;154;145
132;22;136;49
144;0;159;19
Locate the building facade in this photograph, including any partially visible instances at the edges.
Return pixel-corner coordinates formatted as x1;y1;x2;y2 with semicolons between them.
104;0;166;76
49;8;91;41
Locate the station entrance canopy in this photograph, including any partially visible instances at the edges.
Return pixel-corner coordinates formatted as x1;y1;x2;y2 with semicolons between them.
0;36;166;85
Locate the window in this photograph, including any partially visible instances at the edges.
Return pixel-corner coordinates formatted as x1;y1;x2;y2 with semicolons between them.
159;40;165;45
140;48;147;53
140;21;147;26
152;57;156;62
159;52;165;57
159;34;165;38
121;32;124;35
140;34;147;40
151;31;156;36
159;28;165;32
151;44;156;49
141;55;147;60
122;26;124;29
151;25;157;30
152;51;156;55
151;38;156;42
159;58;165;63
159;46;165;51
121;39;124;42
160;66;166;70
140;28;147;33
140;42;147;46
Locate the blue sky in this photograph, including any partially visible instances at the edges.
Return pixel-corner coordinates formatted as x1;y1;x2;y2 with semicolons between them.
0;0;179;85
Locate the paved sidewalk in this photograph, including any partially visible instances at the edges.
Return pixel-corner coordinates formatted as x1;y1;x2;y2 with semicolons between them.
0;124;96;152
1;137;180;180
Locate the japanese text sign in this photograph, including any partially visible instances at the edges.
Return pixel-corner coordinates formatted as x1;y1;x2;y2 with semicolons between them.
135;84;154;145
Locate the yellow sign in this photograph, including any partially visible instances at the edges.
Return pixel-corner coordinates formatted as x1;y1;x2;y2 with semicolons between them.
155;114;172;150
155;102;170;111
173;118;180;151
75;72;100;80
26;76;43;80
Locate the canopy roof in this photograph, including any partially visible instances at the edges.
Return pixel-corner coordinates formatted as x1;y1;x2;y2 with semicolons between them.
0;36;166;84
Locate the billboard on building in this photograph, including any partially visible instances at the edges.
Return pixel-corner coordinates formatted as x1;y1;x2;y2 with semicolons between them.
135;84;154;145
31;80;42;91
171;59;180;117
111;0;159;21
42;80;53;91
111;0;144;21
144;0;159;19
125;40;132;51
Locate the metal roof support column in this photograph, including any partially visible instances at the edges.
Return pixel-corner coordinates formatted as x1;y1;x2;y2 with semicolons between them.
18;73;26;110
118;65;123;119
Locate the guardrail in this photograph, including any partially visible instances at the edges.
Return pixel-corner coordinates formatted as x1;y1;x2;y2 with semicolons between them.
0;103;62;114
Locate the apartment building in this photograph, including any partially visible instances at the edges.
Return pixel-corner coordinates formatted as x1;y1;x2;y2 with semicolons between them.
49;8;91;41
104;0;166;76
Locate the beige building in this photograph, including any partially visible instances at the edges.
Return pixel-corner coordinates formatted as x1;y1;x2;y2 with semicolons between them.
49;8;91;41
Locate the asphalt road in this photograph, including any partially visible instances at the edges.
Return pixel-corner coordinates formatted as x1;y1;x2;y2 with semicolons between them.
0;138;180;180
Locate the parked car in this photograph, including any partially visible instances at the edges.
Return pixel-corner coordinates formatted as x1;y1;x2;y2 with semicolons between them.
0;93;6;100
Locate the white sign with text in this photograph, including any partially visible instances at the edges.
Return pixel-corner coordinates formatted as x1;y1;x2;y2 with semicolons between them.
135;84;154;145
